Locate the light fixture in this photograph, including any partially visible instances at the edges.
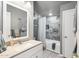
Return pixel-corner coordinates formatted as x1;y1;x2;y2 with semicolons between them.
48;10;53;16
49;12;52;16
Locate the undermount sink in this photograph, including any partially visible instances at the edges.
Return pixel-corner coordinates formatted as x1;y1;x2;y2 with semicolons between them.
5;40;23;46
5;39;30;47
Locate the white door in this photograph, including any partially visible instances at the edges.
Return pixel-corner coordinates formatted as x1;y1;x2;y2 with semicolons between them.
62;9;76;57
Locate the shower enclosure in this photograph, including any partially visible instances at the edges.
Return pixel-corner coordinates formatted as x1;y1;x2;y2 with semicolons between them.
45;16;60;53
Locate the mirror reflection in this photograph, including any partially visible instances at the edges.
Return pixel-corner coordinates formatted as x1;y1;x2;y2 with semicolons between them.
7;4;27;38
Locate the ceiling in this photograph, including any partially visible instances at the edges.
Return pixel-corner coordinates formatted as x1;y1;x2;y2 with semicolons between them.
34;1;74;16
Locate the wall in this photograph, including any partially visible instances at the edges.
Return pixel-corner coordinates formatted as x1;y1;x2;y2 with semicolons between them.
0;2;2;32
77;1;79;56
60;2;77;11
46;16;59;24
38;17;46;47
60;1;77;54
28;2;33;39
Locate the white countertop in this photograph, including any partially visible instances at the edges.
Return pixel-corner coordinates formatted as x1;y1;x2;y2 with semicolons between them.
0;40;42;58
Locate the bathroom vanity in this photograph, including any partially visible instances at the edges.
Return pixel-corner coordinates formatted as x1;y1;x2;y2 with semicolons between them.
0;1;43;58
0;40;43;58
0;1;42;58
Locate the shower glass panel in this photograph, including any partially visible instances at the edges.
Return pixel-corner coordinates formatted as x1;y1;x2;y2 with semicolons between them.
46;16;60;53
46;16;60;41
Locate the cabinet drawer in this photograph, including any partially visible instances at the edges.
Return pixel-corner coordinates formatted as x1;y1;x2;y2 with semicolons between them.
14;44;43;58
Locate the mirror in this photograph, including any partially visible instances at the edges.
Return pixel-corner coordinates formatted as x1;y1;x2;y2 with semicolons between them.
7;4;27;38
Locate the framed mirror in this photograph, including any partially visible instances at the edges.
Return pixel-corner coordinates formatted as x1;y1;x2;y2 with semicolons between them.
3;1;29;41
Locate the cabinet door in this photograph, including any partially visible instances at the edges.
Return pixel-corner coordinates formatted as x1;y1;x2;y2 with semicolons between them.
31;49;43;58
14;44;43;58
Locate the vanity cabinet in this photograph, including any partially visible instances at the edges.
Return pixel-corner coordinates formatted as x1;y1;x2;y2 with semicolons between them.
13;44;43;58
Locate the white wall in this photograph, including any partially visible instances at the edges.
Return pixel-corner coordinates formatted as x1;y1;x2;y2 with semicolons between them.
47;16;59;24
28;2;34;39
38;17;46;47
0;2;2;32
60;2;76;11
77;1;79;56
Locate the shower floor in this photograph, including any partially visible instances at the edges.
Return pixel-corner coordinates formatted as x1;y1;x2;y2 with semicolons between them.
46;39;60;53
43;49;64;58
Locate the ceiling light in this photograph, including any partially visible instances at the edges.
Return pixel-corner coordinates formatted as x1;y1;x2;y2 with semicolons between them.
49;13;52;16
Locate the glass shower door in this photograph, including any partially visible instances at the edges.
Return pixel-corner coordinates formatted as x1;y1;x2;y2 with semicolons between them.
46;16;60;53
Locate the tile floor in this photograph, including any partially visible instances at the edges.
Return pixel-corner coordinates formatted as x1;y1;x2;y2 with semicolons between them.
43;49;64;58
